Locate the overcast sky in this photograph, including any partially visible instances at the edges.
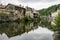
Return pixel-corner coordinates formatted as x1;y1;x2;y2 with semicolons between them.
0;0;60;10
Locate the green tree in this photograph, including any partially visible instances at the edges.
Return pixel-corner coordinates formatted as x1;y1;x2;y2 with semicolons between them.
53;11;60;33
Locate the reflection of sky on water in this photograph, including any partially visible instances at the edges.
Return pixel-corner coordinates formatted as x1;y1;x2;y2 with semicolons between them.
0;26;54;40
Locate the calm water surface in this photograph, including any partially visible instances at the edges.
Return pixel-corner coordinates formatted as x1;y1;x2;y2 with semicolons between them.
0;22;54;40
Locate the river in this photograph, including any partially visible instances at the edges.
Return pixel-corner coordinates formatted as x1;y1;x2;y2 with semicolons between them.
0;22;54;40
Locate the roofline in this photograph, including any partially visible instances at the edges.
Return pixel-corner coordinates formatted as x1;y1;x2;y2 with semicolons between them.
5;3;25;9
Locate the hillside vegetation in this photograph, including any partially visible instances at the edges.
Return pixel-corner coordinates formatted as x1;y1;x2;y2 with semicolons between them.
38;4;60;30
39;4;60;16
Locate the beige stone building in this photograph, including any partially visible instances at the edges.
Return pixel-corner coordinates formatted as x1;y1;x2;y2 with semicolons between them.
25;6;34;18
0;4;26;21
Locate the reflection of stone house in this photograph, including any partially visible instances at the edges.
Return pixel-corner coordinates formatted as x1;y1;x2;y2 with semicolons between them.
0;22;38;37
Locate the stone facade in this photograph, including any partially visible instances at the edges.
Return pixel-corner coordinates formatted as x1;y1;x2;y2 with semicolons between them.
0;4;26;21
5;4;26;19
0;4;39;21
25;6;34;18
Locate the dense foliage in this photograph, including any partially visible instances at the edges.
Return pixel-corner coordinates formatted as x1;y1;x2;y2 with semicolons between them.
39;4;60;30
39;4;60;16
52;11;60;33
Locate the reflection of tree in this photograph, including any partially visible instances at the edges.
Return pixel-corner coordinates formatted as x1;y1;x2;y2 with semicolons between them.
0;22;38;37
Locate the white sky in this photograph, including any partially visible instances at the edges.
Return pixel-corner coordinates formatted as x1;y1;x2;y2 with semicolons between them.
0;0;60;10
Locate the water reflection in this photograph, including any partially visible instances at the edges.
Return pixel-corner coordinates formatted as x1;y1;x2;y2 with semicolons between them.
0;22;54;40
0;22;38;37
0;27;54;40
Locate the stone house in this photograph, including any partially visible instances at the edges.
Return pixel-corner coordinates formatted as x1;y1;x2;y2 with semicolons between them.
33;10;39;18
0;10;17;21
0;4;26;21
0;4;5;9
5;4;26;19
0;4;39;21
0;13;8;21
25;6;34;18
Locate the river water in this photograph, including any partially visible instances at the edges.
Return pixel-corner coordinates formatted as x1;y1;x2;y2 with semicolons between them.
0;22;54;40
